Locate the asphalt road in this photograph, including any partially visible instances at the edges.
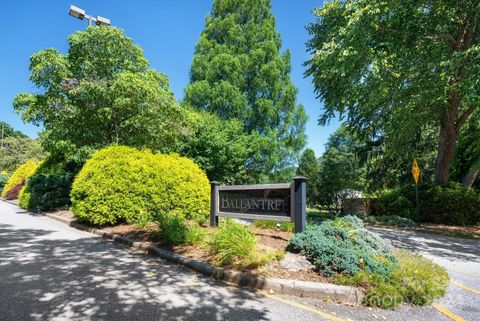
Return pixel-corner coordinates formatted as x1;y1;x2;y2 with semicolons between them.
1;200;479;321
0;201;331;321
369;226;480;321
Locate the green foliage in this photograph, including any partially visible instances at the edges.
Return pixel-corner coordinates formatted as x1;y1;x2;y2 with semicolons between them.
421;183;480;226
376;184;480;226
179;109;254;184
208;220;270;268
374;190;413;219
0;122;27;139
14;26;182;159
71;146;210;226
305;1;479;186
253;220;294;232
287;216;397;277
363;215;417;228
297;149;320;206
19;173;73;212
338;249;449;308
184;0;306;175
0;172;10;191
157;215;205;246
1;160;39;198
0;136;44;172
18;154;81;212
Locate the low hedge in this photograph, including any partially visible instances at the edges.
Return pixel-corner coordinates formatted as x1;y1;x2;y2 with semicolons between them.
71;146;210;226
374;183;480;226
1;160;39;199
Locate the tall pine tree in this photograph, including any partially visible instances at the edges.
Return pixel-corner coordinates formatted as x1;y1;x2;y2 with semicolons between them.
184;0;306;177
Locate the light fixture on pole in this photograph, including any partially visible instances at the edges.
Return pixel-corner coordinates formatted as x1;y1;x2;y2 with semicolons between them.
69;5;111;27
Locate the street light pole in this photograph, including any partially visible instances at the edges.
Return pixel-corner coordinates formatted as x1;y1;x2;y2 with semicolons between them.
68;5;111;27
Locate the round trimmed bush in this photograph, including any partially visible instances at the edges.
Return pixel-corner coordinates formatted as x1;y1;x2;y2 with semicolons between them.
70;146;210;226
1;160;39;199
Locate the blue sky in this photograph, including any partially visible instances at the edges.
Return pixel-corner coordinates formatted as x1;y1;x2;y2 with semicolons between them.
0;0;339;157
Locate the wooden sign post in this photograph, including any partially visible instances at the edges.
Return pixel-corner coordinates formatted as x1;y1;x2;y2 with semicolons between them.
210;177;307;233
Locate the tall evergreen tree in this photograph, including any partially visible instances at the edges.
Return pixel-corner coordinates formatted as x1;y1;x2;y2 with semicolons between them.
184;0;307;175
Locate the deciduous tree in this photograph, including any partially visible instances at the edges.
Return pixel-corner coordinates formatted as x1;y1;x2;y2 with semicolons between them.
306;0;480;186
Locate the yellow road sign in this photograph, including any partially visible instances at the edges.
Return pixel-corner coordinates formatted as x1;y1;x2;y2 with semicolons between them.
412;159;420;184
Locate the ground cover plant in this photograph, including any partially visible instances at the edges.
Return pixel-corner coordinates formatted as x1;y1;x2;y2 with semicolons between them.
337;249;449;308
289;216;449;308
70;146;210;226
288;216;397;277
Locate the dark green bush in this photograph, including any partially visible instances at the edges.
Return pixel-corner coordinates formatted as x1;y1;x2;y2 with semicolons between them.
18;155;80;212
375;184;480;226
71;146;210;226
0;172;10;191
420;183;480;226
373;190;413;219
19;173;74;212
287;216;397;277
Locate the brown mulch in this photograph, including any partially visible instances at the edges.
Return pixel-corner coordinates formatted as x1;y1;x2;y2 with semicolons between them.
47;210;329;283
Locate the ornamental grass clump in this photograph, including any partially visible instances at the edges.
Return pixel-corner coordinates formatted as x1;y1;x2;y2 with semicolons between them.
287;216;397;277
70;146;210;226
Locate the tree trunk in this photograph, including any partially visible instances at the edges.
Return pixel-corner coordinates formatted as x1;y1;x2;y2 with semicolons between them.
462;159;480;188
434;96;458;186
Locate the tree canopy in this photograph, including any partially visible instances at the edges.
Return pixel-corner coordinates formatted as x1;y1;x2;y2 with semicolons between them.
306;0;480;186
13;26;182;157
184;0;307;174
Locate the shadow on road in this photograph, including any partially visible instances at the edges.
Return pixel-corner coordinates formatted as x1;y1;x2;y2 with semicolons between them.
369;227;480;263
0;222;270;321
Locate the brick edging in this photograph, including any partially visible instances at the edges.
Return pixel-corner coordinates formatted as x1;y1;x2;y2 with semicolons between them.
36;209;363;305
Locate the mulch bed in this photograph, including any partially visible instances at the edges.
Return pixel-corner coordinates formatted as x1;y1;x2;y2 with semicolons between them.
47;209;330;283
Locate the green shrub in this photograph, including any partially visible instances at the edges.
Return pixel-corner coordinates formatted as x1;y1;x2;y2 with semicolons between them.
363;215;417;228
374;190;413;219
71;146;210;226
1;160;39;198
157;215;205;246
19;173;74;212
0;172;10;191
337;249;449;308
253;220;294;232
287;216;397;277
376;184;480;226
208;220;263;268
420;183;480;226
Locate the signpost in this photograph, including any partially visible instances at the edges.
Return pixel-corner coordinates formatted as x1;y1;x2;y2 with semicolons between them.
412;159;420;218
210;177;307;233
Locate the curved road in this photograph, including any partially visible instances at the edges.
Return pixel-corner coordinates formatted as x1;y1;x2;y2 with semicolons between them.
1;200;479;321
0;201;327;321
